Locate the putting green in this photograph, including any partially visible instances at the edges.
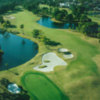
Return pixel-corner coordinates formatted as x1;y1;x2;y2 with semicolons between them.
21;72;68;100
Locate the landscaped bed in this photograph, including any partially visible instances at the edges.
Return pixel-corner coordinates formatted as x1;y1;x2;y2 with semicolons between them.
21;72;69;100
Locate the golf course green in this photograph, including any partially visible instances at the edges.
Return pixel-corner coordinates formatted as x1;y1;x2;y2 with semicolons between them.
21;72;69;100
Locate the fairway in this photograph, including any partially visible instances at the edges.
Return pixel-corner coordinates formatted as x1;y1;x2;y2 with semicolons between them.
21;72;68;100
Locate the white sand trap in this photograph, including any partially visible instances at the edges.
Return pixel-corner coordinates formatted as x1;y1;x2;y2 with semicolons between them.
63;51;74;59
34;52;67;72
58;48;74;59
8;84;21;94
6;16;15;20
10;16;15;19
63;54;74;59
58;48;69;53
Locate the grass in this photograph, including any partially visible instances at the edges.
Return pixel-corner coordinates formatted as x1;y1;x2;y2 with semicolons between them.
44;60;50;63
21;72;69;100
39;65;47;68
0;6;100;100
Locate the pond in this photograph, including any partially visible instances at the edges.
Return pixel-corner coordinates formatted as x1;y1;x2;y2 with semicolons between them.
0;33;38;71
37;17;75;29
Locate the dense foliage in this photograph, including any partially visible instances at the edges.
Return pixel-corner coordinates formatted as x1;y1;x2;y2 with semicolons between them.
0;0;22;14
52;5;99;37
0;78;30;100
32;29;60;46
0;0;100;37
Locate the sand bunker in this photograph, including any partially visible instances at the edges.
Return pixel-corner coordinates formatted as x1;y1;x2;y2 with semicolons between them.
63;53;74;59
58;48;69;53
58;48;74;59
6;16;15;20
33;52;67;72
10;16;15;19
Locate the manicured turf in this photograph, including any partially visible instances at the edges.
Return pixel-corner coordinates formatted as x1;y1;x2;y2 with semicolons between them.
21;72;68;100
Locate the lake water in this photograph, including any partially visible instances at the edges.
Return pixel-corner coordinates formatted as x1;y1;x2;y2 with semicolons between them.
0;33;38;70
37;17;75;29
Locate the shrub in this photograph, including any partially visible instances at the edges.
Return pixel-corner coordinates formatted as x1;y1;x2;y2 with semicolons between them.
32;29;43;38
81;22;99;37
0;78;30;100
41;36;61;46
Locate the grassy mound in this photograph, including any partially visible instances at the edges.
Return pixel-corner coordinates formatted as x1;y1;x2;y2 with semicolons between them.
21;72;69;100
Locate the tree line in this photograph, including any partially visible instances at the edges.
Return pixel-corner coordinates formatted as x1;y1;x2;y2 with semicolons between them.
23;2;100;38
0;0;100;40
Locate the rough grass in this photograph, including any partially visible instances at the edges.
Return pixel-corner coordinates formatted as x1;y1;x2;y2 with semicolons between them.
21;72;69;100
0;6;100;100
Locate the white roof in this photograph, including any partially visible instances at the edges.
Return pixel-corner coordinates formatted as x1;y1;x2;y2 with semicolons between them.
8;84;21;94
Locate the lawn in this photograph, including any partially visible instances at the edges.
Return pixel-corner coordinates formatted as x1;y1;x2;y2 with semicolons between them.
21;72;69;100
0;6;100;100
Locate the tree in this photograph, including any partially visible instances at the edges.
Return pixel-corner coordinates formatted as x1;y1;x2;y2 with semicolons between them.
20;24;24;34
3;21;8;29
32;29;42;38
3;20;11;28
0;16;4;24
0;28;7;35
80;14;91;22
61;9;68;17
40;36;60;46
53;8;60;18
71;4;87;22
6;20;11;27
53;8;68;22
55;13;63;21
81;22;99;37
97;33;100;43
78;14;92;30
0;49;4;61
40;7;49;16
65;14;74;23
